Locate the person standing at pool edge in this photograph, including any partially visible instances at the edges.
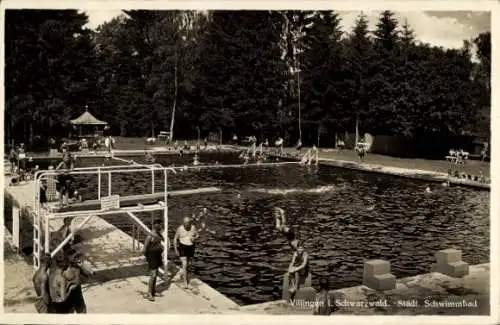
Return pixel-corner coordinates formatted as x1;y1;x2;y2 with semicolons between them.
174;216;198;289
141;219;164;301
287;242;309;302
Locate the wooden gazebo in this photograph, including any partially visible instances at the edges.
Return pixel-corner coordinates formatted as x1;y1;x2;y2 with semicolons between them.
70;108;108;138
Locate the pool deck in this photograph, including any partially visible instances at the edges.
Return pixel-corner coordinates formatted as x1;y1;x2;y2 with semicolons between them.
260;147;490;190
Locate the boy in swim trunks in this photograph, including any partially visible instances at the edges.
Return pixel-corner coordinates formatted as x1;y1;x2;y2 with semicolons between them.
274;207;298;249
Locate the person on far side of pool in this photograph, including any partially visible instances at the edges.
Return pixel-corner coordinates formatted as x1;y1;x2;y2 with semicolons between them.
145;151;155;163
287;241;309;302
56;153;75;207
174;216;199;290
274;207;298;250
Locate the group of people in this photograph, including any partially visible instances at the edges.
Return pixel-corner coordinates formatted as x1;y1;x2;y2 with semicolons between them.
275;207;337;315
140;204;335;314
32;217;92;314
141;209;211;301
8;143;36;184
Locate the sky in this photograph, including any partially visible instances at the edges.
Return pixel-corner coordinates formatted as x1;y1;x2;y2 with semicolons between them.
84;10;490;50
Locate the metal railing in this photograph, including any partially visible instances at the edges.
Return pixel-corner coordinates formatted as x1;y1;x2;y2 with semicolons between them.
33;166;169;272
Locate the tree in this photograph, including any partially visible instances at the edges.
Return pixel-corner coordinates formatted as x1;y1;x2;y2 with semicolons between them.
343;12;376;135
5;10;97;145
196;11;288;141
299;11;345;145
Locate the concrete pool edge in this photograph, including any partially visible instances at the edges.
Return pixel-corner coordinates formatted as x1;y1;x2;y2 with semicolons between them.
317;158;490;190
239;263;490;315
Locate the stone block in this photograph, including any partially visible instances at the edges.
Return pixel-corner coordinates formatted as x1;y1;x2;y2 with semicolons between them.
282;272;313;301
436;261;469;278
294;286;317;302
363;273;397;291
436;249;462;265
363;259;391;278
374;273;396;291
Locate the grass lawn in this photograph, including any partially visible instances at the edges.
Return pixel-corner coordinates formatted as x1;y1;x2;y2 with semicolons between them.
22;136;490;178
113;137;208;150
281;147;490;178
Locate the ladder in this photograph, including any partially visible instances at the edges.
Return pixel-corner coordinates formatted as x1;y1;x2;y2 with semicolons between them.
32;210;42;270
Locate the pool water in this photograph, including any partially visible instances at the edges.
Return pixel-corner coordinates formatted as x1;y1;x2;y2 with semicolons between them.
11;152;490;305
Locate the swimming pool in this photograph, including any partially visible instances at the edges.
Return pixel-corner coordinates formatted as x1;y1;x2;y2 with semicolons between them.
9;152;490;305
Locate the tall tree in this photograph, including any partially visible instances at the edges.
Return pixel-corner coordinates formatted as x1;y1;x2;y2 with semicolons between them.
197;11;288;141
300;11;345;145
343;12;376;135
5;10;97;144
370;10;402;135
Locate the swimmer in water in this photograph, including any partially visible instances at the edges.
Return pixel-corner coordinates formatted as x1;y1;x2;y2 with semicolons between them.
192;208;216;235
274;207;298;249
145;151;155;163
425;185;432;194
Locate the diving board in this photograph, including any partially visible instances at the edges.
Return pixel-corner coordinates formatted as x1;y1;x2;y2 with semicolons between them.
52;187;221;213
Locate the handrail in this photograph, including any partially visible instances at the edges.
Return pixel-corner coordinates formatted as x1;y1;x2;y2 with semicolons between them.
34;161;299;178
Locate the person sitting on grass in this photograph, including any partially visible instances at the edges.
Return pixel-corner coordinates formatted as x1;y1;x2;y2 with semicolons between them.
287;241;309;302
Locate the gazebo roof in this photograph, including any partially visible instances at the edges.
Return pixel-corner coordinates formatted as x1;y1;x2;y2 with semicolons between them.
70;110;108;126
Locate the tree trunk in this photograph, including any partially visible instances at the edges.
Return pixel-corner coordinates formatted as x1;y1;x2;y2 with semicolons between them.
169;54;178;143
297;62;302;143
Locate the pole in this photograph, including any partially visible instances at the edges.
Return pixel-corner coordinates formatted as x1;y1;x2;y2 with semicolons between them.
151;169;155;195
108;172;112;196
297;61;302;143
219;127;222;146
44;212;50;254
355;116;359;146
163;170;168;275
317;126;320;148
97;167;101;200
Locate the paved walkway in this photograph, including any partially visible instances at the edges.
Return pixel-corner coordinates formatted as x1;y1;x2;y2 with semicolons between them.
3;177;240;314
242;264;490;315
